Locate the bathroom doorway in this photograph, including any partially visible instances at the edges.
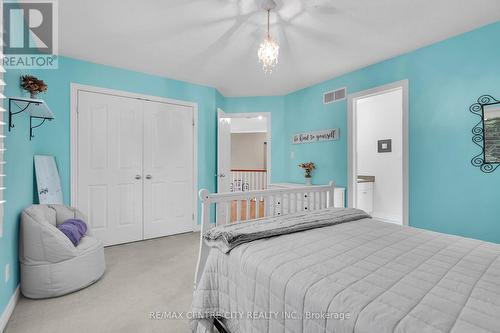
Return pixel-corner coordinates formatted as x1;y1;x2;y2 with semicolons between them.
348;80;408;225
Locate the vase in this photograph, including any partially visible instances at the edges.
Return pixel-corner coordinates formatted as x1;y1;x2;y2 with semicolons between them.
25;91;37;99
305;177;312;186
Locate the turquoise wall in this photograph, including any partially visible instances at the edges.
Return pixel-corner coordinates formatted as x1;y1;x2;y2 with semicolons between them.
284;22;500;243
285;88;348;187
1;56;219;314
2;21;500;318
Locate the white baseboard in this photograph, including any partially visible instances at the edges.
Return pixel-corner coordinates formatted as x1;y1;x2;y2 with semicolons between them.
192;224;201;232
372;214;402;225
0;285;20;333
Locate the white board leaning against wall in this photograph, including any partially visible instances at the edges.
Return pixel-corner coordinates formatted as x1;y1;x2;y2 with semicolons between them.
34;155;64;204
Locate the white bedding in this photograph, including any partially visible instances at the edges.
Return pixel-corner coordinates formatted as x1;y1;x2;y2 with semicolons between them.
192;216;500;333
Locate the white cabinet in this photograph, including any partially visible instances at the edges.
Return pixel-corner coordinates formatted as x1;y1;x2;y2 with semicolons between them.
356;182;374;214
268;183;345;216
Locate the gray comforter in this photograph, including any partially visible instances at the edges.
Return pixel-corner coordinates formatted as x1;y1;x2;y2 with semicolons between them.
192;209;500;333
204;208;370;253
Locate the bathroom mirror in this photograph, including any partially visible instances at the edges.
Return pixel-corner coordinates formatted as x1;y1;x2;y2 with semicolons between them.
470;95;500;173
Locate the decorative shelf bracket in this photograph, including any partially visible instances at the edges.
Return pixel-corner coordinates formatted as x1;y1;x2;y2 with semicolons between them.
29;116;51;140
8;97;54;140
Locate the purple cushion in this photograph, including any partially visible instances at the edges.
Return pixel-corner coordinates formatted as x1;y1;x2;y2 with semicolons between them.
57;219;87;246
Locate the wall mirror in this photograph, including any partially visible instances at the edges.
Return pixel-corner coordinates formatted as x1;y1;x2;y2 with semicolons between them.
470;95;500;173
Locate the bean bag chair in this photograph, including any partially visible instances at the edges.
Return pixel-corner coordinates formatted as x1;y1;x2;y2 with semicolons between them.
20;205;105;298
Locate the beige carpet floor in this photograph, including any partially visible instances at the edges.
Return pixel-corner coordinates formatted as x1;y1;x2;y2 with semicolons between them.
5;232;200;333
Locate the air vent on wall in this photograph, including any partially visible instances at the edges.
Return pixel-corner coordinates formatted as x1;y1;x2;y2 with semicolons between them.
323;87;346;104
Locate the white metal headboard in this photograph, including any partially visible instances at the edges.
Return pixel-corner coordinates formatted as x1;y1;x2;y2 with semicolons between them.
194;181;335;288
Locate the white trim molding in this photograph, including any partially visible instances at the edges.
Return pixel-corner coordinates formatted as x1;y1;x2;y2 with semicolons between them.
0;286;20;333
347;79;409;226
69;83;199;231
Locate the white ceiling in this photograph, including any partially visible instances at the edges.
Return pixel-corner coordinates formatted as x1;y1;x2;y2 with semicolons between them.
59;0;500;97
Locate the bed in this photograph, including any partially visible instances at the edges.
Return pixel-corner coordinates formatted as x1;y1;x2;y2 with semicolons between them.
192;183;500;333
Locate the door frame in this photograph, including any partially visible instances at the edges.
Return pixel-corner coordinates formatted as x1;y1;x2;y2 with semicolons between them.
216;110;272;190
70;83;199;232
347;79;409;226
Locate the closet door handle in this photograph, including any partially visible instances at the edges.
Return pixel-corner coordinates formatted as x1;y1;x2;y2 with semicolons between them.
146;174;152;180
135;175;142;180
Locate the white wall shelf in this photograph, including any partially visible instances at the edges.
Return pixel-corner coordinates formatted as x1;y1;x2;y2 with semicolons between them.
8;97;54;140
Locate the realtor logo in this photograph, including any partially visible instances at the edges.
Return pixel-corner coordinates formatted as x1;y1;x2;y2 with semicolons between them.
3;0;58;69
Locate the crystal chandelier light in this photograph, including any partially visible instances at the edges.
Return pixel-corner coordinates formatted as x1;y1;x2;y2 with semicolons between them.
258;5;279;74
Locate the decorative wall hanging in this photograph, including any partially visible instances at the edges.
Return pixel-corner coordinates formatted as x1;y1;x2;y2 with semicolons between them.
378;139;392;153
292;128;339;144
470;95;500;173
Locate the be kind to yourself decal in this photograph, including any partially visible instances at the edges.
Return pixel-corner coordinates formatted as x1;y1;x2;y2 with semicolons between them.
292;128;339;144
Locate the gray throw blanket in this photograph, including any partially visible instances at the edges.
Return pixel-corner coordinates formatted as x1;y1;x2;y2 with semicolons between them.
204;207;370;253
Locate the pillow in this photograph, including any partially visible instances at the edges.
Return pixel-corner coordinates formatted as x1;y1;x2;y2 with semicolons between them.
57;219;87;246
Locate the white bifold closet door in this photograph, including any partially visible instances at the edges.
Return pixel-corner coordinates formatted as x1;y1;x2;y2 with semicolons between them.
143;101;194;239
77;91;194;246
77;92;143;246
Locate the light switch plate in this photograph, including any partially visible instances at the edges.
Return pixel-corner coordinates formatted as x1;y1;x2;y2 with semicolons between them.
378;139;392;153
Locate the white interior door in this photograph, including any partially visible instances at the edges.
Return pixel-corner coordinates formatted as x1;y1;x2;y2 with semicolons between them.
143;101;194;239
349;81;408;226
217;108;231;193
77;91;143;246
355;89;403;224
217;109;232;223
